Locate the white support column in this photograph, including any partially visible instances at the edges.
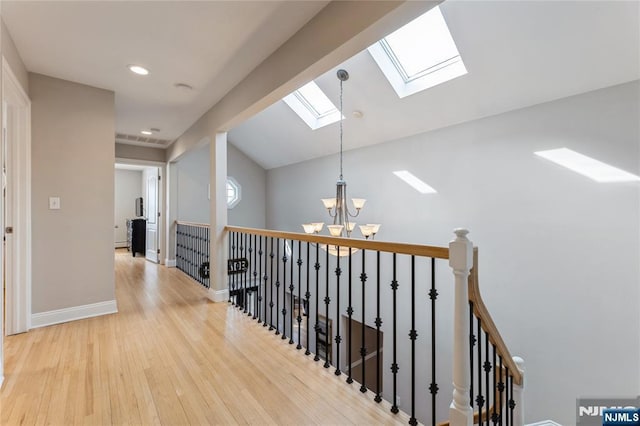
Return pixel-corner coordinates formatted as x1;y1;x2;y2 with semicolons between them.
208;132;229;302
512;357;525;426
449;228;474;426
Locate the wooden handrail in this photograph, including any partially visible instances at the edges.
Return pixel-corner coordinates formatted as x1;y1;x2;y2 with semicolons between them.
225;226;450;259
469;248;523;386
175;220;210;228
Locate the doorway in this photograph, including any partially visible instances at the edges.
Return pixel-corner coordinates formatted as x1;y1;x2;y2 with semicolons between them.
114;161;163;264
2;58;31;342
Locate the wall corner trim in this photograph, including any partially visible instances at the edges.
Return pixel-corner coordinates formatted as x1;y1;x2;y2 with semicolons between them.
165;259;177;268
31;300;118;328
207;288;229;303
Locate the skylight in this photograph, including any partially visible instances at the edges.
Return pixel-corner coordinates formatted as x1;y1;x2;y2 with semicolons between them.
368;6;467;98
393;170;437;194
535;148;640;183
283;81;342;130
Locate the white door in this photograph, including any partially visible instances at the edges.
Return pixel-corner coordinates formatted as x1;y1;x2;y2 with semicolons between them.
145;169;159;262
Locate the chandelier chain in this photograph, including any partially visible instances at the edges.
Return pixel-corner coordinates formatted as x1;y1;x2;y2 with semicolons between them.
339;77;344;180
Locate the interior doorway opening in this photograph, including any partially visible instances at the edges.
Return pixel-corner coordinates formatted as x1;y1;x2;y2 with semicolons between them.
114;161;164;265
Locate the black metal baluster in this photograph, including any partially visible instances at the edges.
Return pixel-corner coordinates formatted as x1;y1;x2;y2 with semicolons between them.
314;242;321;362
269;237;275;330
409;255;417;426
263;236;269;327
296;240;303;350
257;236;263;324
243;233;249;313
430;257;439;424
505;371;511;426
492;344;498;425
281;239;288;340
509;374;515;426
498;356;504;426
324;247;330;368
390;253;399;414
347;249;353;384
227;230;232;302
288;240;294;343
304;241;311;356
275;238;281;335
334;246;342;376
485;331;491;426
374;251;382;403
232;232;237;305
477;318;484;424
470;302;475;407
360;249;367;393
252;234;257;318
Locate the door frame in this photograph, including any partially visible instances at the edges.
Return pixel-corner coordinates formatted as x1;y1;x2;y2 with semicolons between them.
115;158;166;265
2;57;32;337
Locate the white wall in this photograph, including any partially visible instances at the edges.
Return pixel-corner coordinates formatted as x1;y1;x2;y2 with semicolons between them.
114;169;142;247
265;81;640;425
30;73;116;314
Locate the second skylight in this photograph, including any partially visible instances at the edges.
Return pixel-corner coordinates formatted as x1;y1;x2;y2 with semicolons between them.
283;81;341;130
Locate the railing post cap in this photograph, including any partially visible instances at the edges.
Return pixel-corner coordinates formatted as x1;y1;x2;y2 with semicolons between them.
453;228;470;239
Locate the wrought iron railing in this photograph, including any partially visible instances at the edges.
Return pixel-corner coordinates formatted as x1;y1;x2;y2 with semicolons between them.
224;226;525;426
176;221;210;288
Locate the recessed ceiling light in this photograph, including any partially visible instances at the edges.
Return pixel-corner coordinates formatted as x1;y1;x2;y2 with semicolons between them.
174;83;193;91
128;65;149;76
535;148;640;183
141;130;153;135
393;170;437;194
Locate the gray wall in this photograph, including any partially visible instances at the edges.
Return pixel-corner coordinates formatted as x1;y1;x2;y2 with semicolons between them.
1;18;28;95
266;81;640;425
115;143;166;163
175;143;210;224
31;73;116;313
172;142;266;227
228;143;266;228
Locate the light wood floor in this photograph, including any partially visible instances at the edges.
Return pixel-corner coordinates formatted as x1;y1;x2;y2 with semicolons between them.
1;249;408;425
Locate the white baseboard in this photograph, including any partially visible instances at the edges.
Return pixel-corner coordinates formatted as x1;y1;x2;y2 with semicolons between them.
165;258;176;267
31;300;118;328
0;375;4;389
527;421;563;426
207;288;229;303
115;242;128;248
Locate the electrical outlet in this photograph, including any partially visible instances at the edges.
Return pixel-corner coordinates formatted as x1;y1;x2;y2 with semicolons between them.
49;197;61;210
396;396;401;407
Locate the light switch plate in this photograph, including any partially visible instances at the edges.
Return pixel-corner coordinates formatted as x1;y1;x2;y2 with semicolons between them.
49;197;61;210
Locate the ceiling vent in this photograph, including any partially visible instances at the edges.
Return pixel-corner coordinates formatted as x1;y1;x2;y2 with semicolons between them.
115;133;175;149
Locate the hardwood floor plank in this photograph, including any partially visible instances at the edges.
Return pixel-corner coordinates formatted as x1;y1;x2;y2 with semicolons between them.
1;250;408;425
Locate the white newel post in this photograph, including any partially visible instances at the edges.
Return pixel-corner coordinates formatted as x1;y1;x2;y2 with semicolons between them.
512;356;525;426
208;132;229;302
449;228;474;426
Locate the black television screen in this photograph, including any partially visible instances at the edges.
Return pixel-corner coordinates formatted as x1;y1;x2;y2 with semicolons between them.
135;197;144;217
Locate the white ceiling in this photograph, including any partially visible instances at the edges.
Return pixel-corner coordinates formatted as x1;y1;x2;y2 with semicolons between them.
2;0;329;141
229;0;640;170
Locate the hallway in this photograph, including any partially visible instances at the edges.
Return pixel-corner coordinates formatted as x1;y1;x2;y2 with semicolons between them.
0;250;407;425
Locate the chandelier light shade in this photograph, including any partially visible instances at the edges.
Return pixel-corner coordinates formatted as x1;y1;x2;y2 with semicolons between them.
301;69;381;243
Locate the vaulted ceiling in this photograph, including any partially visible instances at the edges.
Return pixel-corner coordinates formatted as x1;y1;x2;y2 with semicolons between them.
2;1;638;169
229;0;640;169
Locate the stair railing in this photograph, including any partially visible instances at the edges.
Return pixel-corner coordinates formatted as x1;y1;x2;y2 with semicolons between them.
175;221;211;288
219;226;524;426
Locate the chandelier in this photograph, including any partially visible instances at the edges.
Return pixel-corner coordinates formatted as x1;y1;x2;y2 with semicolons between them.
302;69;380;243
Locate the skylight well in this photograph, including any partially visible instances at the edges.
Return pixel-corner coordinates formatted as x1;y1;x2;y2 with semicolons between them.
368;6;467;98
283;81;342;130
